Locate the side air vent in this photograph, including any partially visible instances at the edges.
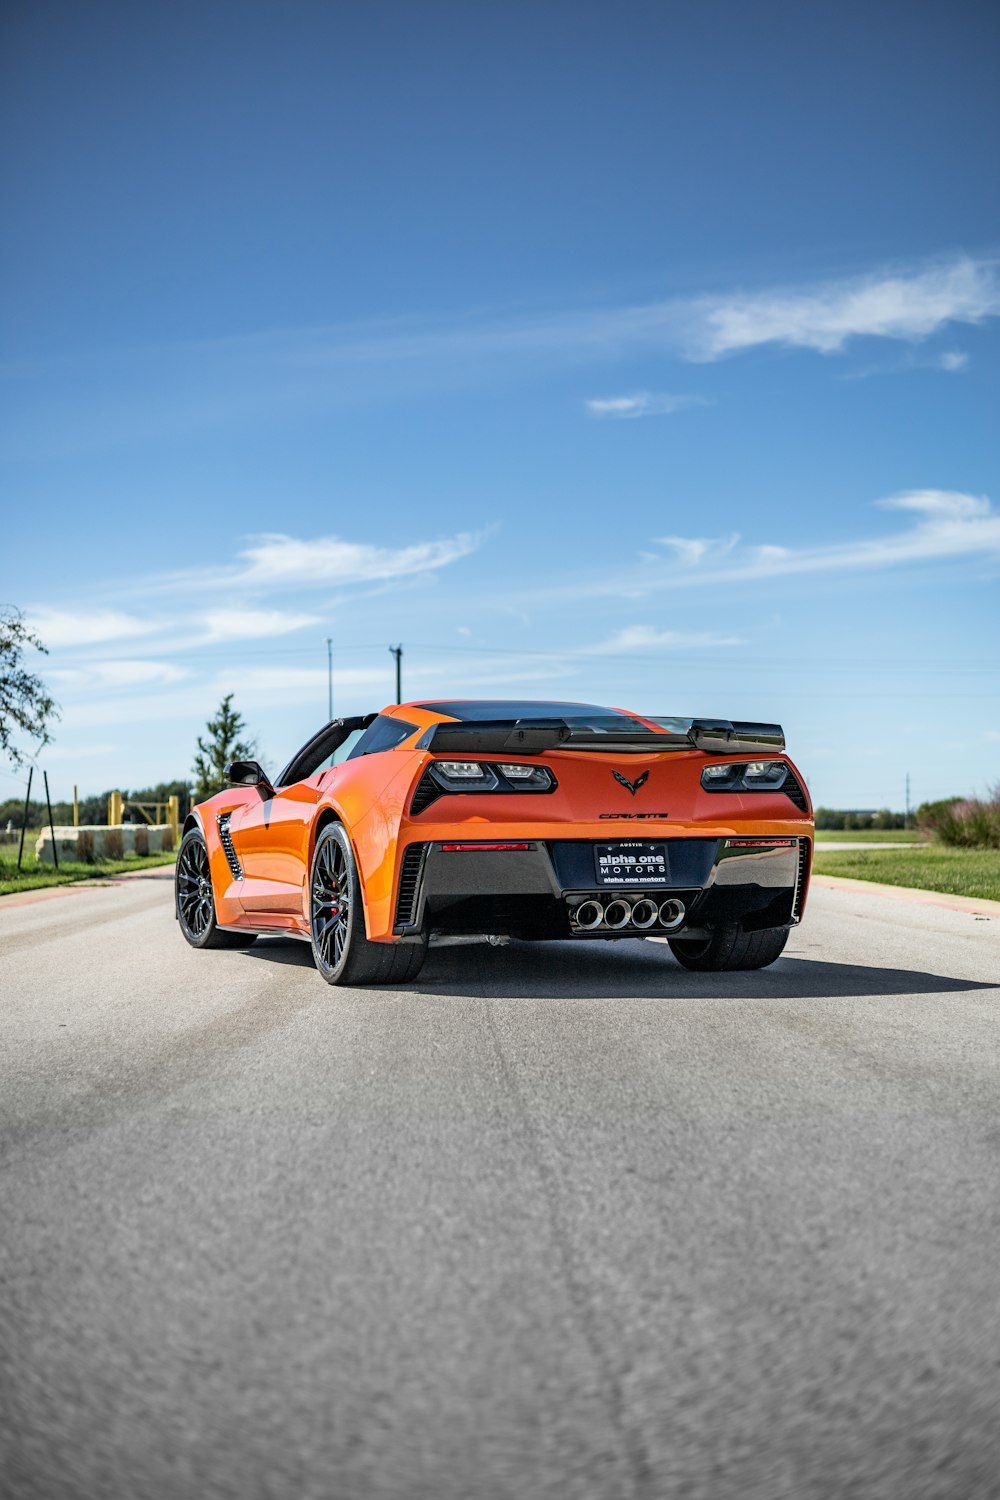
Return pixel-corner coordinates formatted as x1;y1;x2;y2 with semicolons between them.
395;843;426;928
783;769;810;812
409;771;441;815
792;838;810;921
217;813;244;881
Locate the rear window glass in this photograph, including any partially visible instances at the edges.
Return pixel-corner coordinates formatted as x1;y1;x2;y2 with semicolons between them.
346;715;418;758
420;700;633;722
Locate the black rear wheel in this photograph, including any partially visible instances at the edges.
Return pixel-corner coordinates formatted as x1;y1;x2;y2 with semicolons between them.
668;923;789;971
175;829;256;949
310;823;425;986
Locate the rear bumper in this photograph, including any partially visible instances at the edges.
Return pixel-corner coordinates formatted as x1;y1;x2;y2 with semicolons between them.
393;836;811;939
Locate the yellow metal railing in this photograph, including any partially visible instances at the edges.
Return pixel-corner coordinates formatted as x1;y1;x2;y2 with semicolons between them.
106;793;180;838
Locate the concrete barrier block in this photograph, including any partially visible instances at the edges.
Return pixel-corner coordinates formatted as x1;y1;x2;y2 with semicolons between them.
33;825;172;865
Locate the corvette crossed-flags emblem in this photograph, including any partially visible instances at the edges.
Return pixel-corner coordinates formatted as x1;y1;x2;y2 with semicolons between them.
612;769;649;796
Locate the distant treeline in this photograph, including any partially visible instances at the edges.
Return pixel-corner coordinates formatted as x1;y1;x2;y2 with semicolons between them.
817;796;999;849
814;808;907;830
0;780;192;831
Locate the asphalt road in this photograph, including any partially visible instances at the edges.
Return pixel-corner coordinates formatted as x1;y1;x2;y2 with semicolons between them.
2;873;999;1500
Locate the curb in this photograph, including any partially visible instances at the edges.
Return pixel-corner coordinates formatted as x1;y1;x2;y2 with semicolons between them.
0;866;175;910
811;873;1000;918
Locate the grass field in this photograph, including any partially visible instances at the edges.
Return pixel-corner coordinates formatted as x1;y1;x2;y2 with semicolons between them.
814;829;925;843
0;852;177;897
813;846;1000;902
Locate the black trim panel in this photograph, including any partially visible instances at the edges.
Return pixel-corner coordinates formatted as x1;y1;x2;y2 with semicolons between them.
217;813;244;881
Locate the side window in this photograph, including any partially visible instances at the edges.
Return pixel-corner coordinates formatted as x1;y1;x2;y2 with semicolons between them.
346;716;418;759
277;715;375;786
326;728;367;767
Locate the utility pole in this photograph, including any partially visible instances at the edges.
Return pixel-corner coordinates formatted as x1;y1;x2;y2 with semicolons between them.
389;644;403;705
326;637;333;721
905;772;911;829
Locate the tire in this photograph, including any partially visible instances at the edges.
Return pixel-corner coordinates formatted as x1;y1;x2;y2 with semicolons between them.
668;923;789;972
310;823;426;986
175;829;257;949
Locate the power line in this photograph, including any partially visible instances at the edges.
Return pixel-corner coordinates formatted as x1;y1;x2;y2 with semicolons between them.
43;637;1000;672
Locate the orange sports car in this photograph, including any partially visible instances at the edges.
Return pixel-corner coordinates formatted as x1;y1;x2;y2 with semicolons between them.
175;699;813;984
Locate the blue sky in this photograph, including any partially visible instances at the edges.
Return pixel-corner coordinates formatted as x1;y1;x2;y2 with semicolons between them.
2;0;998;808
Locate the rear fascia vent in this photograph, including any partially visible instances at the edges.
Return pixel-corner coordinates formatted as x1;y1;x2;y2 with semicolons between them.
783;769;810;813
410;771;441;815
395;843;426;928
793;838;810;920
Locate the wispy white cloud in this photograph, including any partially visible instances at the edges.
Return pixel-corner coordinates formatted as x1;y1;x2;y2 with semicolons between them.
876;488;990;521
217;253;998;373
7;256;996;463
621;489;1000;593
147;529;485;596
199;608;320;642
48;659;189;688
656;534;738;566
19;530;483;691
585;392;711;419
231;531;483;587
684;257;999;360
585;625;744;652
837;344;972;382
25;608;162;649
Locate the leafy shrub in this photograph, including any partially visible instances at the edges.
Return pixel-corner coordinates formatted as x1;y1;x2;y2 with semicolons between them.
161;827;175;853
76;830;95;862
134;827;149;856
103;829;124;860
916;797;962;833
921;790;1000;849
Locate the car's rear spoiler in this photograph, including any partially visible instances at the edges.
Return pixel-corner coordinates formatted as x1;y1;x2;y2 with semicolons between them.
420;718;785;756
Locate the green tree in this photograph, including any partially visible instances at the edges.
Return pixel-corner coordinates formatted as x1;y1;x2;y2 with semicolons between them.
192;695;255;801
0;608;58;768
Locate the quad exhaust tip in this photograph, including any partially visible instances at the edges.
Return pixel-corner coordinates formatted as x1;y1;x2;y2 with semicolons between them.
571;896;687;932
658;898;686;931
631;898;659;930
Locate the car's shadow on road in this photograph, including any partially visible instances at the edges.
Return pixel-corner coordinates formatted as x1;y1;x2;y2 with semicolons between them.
242;936;993;1001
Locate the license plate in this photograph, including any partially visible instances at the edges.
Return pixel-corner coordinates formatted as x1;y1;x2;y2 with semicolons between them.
594;842;669;887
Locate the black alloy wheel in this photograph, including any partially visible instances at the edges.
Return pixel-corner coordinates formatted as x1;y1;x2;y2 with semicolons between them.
311;826;352;973
175;829;255;949
309;822;426;986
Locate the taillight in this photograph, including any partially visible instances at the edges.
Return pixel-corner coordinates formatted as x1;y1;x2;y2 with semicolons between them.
440;842;532;852
701;761;788;792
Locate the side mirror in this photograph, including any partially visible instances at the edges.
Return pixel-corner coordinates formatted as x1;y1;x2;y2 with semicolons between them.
226;760;273;792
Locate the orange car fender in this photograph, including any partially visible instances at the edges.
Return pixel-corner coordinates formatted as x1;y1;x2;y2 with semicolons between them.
187;792;248;927
312;751;421;941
